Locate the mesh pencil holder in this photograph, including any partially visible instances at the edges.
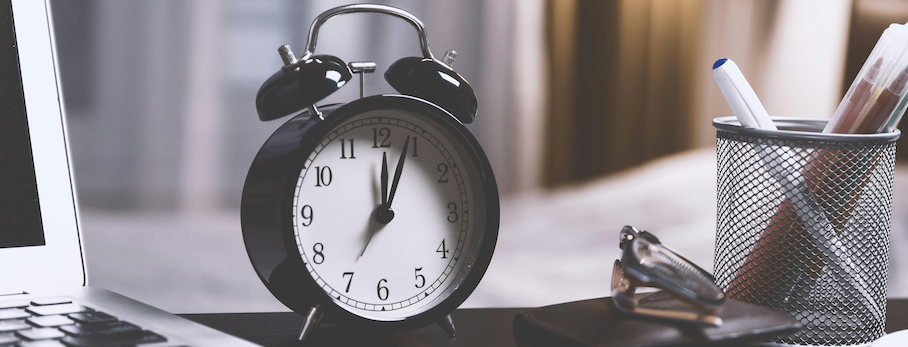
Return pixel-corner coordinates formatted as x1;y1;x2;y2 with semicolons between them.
713;117;899;346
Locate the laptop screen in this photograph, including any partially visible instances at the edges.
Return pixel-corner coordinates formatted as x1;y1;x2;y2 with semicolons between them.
0;0;46;249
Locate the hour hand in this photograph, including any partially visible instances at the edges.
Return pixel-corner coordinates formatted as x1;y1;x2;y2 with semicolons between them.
381;152;388;206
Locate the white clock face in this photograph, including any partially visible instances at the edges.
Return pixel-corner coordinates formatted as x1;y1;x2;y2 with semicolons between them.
291;109;482;321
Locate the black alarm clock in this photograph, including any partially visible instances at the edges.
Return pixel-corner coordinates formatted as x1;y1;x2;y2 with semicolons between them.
241;4;500;342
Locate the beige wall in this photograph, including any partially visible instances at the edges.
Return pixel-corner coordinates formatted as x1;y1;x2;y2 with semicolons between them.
693;0;853;147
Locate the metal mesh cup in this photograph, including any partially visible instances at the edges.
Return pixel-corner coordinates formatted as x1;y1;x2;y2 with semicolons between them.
713;117;899;346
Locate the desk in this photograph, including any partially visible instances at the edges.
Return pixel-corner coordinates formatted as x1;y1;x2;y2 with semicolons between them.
181;299;908;347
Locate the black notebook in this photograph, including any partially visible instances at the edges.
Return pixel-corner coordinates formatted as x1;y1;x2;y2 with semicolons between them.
513;292;801;347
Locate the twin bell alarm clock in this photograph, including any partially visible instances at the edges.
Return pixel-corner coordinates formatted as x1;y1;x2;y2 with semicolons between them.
241;4;500;342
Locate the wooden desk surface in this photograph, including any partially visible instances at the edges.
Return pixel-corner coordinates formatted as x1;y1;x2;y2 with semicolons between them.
181;299;908;347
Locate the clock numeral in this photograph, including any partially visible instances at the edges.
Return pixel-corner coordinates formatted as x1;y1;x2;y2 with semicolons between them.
410;137;419;157
436;239;449;259
377;279;389;301
372;127;391;148
447;202;459;223
314;166;332;187
312;243;325;264
415;267;425;288
437;163;449;183
342;272;354;292
300;205;313;226
340;138;355;159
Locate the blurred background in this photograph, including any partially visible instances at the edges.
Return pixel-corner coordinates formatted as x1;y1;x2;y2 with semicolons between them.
48;0;908;313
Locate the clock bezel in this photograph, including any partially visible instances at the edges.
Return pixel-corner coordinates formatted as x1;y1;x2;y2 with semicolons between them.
281;94;499;331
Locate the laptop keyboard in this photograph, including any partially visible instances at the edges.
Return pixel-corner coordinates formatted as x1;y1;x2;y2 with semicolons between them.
0;297;179;347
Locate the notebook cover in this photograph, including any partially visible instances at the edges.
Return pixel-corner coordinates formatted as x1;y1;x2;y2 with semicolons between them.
513;291;801;347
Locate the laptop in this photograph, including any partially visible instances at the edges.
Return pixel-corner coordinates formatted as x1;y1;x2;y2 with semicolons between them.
0;1;260;346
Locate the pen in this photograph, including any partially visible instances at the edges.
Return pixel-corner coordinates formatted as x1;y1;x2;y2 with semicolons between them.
712;58;777;130
881;95;908;133
711;57;802;305
825;58;883;134
853;64;908;133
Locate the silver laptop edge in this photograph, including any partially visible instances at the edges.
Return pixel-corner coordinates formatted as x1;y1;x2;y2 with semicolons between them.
44;0;88;290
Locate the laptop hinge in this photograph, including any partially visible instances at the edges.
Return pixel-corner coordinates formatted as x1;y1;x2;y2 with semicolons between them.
0;291;27;297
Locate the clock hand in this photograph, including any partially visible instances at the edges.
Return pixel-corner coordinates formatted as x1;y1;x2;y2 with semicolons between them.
362;152;393;258
381;152;388;206
359;219;384;257
387;136;410;207
361;207;394;256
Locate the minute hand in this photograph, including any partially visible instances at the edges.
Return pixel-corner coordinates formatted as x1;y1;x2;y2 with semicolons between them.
387;136;410;206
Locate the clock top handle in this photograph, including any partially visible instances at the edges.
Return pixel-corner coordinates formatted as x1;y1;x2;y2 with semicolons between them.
297;4;476;124
256;3;477;124
300;4;435;62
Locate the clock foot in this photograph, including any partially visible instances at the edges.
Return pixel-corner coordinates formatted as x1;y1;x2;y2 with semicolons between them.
437;314;456;337
297;304;324;342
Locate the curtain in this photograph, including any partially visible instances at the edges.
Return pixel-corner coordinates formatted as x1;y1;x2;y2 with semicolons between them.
544;0;702;186
544;0;853;186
